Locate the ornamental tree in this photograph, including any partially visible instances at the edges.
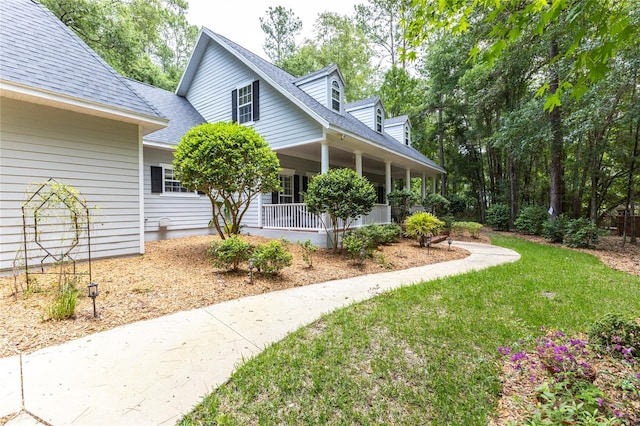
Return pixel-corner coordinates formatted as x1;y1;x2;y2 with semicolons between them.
304;168;377;252
173;122;280;239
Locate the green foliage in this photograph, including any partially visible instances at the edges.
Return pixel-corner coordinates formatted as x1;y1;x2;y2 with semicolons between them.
297;240;318;268
404;212;445;247
563;218;600;248
278;12;376;101
486;204;510;231
588;313;640;361
515;205;549;235
447;194;468;216
542;214;569;243
386;189;419;224
252;240;293;275
304;169;376;252
41;0;197;90
259;6;302;64
343;233;372;262
358;224;403;246
208;235;252;271
44;273;80;321
422;193;450;216
452;221;482;238
174;122;280;239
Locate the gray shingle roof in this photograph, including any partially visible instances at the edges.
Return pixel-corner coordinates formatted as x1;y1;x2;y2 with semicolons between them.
385;115;409;126
126;79;205;145
202;28;444;171
345;96;381;111
0;0;161;119
206;30;445;173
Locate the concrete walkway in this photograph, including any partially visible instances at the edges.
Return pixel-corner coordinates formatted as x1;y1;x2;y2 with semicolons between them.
1;241;519;426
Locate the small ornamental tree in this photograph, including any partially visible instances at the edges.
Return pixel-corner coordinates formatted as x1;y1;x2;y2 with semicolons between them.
304;168;377;252
173;122;281;239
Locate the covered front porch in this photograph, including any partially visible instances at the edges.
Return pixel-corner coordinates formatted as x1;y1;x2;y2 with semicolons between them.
252;128;443;234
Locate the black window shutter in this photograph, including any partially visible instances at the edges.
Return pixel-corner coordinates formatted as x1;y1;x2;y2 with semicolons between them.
302;176;309;192
231;89;238;122
151;166;163;193
271;191;279;204
252;80;260;121
293;175;300;203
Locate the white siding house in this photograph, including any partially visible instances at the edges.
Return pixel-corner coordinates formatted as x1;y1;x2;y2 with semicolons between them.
0;0;167;272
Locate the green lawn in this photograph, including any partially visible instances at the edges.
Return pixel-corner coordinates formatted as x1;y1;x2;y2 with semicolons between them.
180;235;640;425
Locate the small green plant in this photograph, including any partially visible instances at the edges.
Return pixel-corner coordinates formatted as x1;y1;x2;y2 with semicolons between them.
350;224;402;247
208;235;253;271
387;189;419;224
44;273;80;321
515;205;549;235
486;203;510;231
297;239;318;268
542;214;569;242
343;232;372;263
253;240;293;275
563;218;600;248
421;193;450;216
404;212;445;247
588;313;640;362
451;221;483;238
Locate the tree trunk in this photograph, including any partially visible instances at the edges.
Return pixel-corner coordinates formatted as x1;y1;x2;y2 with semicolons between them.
548;38;564;218
438;98;446;196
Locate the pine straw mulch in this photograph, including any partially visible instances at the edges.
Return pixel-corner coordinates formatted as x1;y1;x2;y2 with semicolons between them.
0;233;477;359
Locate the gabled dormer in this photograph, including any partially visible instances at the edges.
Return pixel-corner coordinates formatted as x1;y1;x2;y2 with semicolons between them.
345;97;386;133
294;64;345;114
385;115;412;146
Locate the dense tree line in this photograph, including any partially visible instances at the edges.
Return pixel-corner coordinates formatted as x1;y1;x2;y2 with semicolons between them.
46;0;639;237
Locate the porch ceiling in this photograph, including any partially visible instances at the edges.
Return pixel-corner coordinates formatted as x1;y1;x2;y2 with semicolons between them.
274;131;441;179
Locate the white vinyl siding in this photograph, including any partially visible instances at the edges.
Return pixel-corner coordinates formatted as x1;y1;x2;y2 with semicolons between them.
143;148;213;239
385;121;410;145
185;43;323;150
297;78;327;104
0;98;142;271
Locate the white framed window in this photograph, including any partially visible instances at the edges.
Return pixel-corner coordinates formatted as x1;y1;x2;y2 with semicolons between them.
237;83;253;124
376;108;383;133
331;80;341;112
404;125;410;145
279;175;293;204
151;164;199;196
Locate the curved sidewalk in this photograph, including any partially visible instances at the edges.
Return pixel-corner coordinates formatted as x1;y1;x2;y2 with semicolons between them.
1;241;519;426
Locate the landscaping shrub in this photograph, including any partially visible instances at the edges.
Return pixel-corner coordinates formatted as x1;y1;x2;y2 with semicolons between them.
404;212;445;247
563;217;600;248
542;214;569;243
451;221;482;238
343;232;372;262
351;224;402;247
208;235;252;271
514;205;549;235
252;240;293;275
422;193;450;216
387;189;419;224
588;313;640;362
297;239;318;268
447;194;467;216
486;203;510;231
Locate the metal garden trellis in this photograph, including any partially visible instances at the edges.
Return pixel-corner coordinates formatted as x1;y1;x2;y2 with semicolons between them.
21;178;92;288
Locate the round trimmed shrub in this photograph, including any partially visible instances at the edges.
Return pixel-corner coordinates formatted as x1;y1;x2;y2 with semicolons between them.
515;205;549;235
486;204;510;231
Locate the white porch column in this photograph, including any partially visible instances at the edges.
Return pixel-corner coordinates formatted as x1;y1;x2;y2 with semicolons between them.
385;161;392;223
354;150;362;176
385;161;392;202
431;176;436;193
405;168;411;191
321;141;329;174
421;174;427;199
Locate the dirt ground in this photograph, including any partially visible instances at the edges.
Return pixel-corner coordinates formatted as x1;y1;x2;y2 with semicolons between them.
0;233;475;358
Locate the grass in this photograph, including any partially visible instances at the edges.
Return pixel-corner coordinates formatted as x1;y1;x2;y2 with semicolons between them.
179;234;640;425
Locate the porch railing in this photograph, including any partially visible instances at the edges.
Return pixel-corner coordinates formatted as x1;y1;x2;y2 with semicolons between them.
262;204;391;230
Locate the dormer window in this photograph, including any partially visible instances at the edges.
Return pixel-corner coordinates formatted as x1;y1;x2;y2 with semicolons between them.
232;80;260;124
376;108;383;133
331;80;341;112
404;125;410;145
